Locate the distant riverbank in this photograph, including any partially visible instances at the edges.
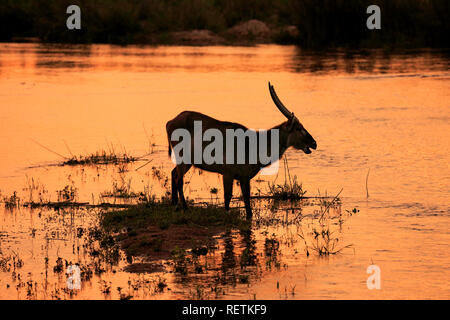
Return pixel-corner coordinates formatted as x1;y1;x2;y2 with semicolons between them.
1;0;448;48
9;20;301;47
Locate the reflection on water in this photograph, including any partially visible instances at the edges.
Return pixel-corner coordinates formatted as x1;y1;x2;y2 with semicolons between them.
1;43;448;74
292;49;450;74
0;44;449;299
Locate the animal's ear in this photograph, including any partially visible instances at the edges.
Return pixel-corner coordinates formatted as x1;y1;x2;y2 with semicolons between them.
286;114;298;132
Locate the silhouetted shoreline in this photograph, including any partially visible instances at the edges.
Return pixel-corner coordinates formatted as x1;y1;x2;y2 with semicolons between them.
1;0;449;48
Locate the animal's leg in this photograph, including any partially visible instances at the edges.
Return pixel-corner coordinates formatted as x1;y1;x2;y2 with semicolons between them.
223;174;233;210
239;178;252;219
171;168;178;205
176;164;192;210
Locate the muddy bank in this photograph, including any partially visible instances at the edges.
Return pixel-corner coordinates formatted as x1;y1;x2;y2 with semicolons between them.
101;203;249;262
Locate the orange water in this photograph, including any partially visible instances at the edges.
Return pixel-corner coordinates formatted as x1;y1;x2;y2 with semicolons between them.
0;43;449;299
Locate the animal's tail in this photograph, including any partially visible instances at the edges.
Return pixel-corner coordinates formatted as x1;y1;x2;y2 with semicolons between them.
166;121;172;157
167;133;172;157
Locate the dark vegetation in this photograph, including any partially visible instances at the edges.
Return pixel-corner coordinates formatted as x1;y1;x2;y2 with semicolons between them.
294;0;449;48
0;0;448;48
63;151;138;166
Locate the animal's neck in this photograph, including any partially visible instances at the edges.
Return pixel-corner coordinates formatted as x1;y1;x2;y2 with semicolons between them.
255;122;289;168
271;122;290;159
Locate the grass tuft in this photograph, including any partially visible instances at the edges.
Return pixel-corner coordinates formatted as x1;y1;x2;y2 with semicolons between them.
267;156;306;200
63;151;138;166
3;192;20;210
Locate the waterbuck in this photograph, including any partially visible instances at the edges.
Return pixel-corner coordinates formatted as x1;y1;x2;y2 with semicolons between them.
166;82;317;218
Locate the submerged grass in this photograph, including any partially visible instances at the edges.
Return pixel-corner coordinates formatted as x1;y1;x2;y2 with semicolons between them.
63;150;138;166
1;144;357;298
298;189;353;257
100;175;140;199
2;191;20;210
267;156;306;200
30;139;140;167
268;176;305;200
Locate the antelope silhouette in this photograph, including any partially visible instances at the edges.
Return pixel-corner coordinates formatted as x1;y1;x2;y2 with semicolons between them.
166;82;316;218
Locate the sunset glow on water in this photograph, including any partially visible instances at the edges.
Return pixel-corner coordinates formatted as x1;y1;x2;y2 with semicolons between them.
0;44;449;299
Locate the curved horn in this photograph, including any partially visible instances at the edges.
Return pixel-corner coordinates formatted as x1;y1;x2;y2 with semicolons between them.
268;82;294;120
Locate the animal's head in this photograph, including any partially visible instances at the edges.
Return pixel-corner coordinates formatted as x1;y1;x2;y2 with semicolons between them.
269;82;317;154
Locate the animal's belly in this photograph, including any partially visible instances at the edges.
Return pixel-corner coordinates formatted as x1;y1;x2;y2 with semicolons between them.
192;163;260;180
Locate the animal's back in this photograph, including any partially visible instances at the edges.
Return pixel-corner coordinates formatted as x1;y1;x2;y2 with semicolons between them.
166;110;247;133
166;110;259;176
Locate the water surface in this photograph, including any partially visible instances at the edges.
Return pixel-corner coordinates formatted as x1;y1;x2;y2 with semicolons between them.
0;44;449;299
